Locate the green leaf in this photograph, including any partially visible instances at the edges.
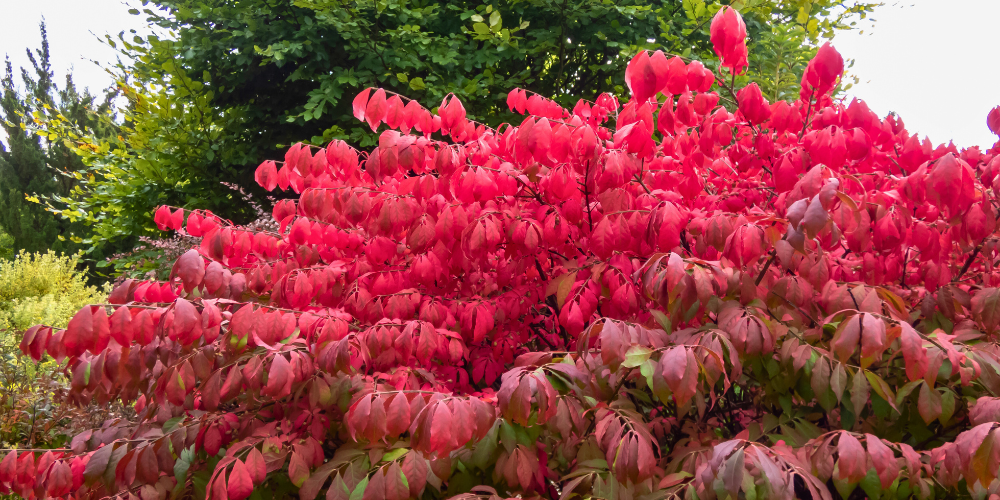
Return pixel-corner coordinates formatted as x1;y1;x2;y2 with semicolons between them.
349;475;369;500
174;456;191;483
622;345;653;368
163;416;185;433
381;448;408;462
473;23;491;35
864;370;898;413
471;424;498;469
859;469;882;499
939;389;956;425
408;78;426;91
650;309;672;333
499;420;517;452
895;380;922;407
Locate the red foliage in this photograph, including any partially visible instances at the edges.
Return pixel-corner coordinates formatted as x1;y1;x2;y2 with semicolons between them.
11;10;1000;499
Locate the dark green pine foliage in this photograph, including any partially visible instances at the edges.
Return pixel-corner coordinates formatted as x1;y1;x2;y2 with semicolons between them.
0;22;114;255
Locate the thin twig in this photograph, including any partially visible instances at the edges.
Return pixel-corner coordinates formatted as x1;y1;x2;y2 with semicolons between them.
755;250;777;286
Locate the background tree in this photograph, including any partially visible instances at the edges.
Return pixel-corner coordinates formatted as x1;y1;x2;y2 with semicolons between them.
0;22;116;257
35;0;876;262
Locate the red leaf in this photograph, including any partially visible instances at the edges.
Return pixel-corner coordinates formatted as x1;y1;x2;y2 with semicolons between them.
659;346;688;399
429;402;454;456
348;395;373;442
171;298;200;343
865;434;899;488
245;447;266;485
175;249;206;293
65;306;94;357
225;460;253;500
353;88;372;122
83;444;115;483
134;309;155;345
926;153;975;218
0;450;16;483
401;452;428;498
212;472;230;500
109;307;134;345
170;208;184;230
836;432;866;483
362;468;385;500
624;51;657;103
92;306;111;352
256;160;278;191
202;370;222;411
154;205;172;231
385;394;411;439
859;313;887;362
166;368;187;406
831;315;861;363
365;89;388;131
264;354;292;399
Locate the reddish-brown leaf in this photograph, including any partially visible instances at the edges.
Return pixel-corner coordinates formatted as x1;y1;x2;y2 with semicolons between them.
288;452;310;488
383;462;408;500
865;434;899;488
136;446;159;484
918;381;943;425
362;468;385;500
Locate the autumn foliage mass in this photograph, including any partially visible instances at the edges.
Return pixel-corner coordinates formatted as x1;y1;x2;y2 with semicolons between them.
8;6;1000;500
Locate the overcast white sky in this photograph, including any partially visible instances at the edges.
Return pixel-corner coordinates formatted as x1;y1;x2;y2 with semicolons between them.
1;0;998;149
832;0;1000;150
0;0;150;98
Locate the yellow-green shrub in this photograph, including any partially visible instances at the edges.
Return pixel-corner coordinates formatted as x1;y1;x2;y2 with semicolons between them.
0;251;109;449
0;251;108;346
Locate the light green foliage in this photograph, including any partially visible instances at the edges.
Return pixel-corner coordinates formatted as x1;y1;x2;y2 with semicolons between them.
749;22;818;102
0;251;106;444
33;63;256;257
0;252;114;452
0;251;108;335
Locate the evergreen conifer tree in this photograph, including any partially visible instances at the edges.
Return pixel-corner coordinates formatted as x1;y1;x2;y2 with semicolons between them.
0;21;115;255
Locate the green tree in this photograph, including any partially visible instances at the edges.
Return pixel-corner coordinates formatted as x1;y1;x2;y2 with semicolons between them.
40;0;877;255
0;22;116;256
